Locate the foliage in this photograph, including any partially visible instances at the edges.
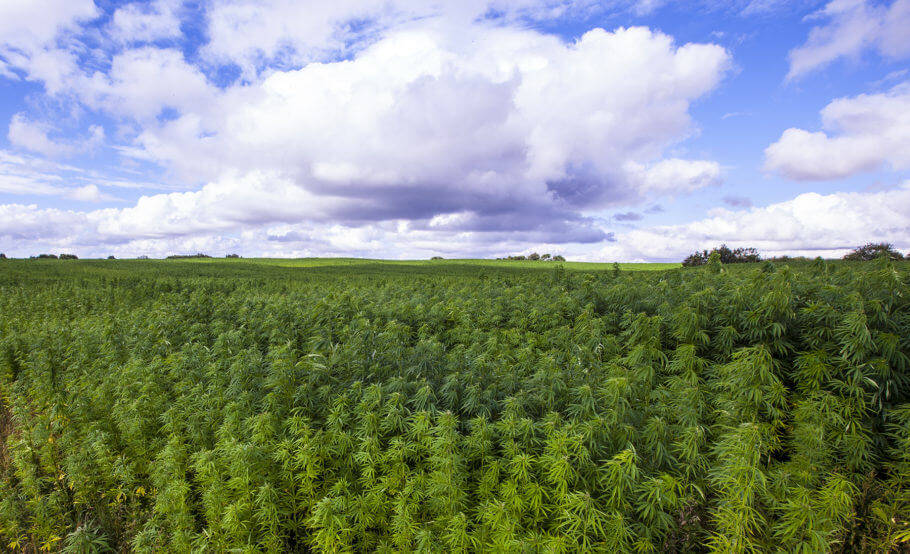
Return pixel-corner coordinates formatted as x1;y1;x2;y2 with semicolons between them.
682;244;761;267
59;254;79;260
166;253;212;259
500;254;566;262
0;258;908;552
767;255;812;263
843;243;905;262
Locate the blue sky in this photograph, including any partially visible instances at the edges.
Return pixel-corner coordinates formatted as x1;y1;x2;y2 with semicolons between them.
1;0;908;260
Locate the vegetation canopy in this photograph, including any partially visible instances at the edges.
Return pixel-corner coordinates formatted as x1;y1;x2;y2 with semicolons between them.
0;258;908;552
843;243;905;262
682;245;761;267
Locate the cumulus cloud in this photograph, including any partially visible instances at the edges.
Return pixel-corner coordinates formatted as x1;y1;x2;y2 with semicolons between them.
4;183;909;260
625;158;722;194
108;0;184;44
80;47;216;121
0;0;97;52
787;0;910;80
764;82;910;180
0;0;97;92
115;26;729;232
586;183;910;261
0;0;737;257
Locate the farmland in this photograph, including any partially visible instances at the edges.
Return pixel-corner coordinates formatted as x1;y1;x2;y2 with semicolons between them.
0;258;908;552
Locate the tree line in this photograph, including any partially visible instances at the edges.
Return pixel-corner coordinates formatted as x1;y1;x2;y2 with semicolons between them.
497;253;566;261
682;242;905;267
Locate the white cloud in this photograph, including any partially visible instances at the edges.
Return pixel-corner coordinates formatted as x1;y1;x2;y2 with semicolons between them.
69;184;106;202
787;0;910;80
0;19;733;253
0;204;89;242
0;150;115;202
115;26;729;226
8;114;106;158
8;114;74;157
626;158;722;193
0;0;97;91
584;183;910;261
199;0;619;76
764;82;910;180
108;0;183;43
3;182;909;260
81;47;216;121
0;0;97;51
0;0;743;258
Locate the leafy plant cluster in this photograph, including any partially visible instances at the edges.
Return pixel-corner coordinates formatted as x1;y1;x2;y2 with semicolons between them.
0;258;908;552
499;254;566;262
24;254;80;260
682;245;761;267
843;243;905;262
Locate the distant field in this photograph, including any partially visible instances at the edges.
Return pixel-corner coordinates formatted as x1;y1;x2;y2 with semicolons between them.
161;257;680;271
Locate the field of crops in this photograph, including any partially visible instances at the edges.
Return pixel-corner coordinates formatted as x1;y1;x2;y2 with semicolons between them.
1;258;908;552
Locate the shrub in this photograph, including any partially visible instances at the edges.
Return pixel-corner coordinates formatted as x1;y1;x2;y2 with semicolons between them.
528;252;540;261
59;253;78;260
226;253;241;258
843;242;904;261
683;244;761;266
430;256;443;260
107;255;116;260
707;250;722;273
767;255;812;263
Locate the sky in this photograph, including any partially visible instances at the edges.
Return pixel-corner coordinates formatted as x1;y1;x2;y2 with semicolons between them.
0;0;908;261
